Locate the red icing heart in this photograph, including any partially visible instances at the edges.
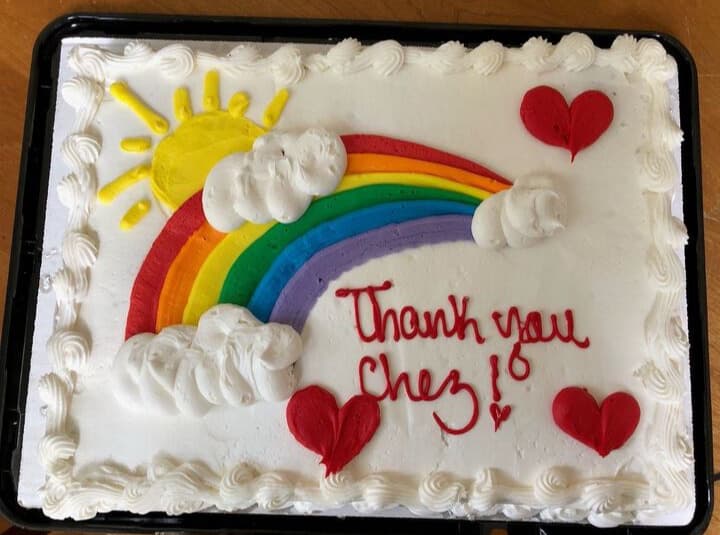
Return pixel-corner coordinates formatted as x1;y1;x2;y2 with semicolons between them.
490;402;511;431
286;385;380;476
520;85;614;161
552;387;640;457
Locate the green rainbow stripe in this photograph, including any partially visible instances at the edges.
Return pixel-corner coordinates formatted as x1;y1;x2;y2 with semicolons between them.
218;184;477;310
125;134;512;339
182;172;489;325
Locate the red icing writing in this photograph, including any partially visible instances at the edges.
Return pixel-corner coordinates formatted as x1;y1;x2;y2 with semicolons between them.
358;353;479;435
491;306;590;348
334;281;593;435
488;355;510;432
489;354;501;402
336;281;485;345
508;342;531;381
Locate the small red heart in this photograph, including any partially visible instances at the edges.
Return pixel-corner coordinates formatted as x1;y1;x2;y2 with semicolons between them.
490;402;511;431
552;387;640;457
520;86;614;161
286;385;380;476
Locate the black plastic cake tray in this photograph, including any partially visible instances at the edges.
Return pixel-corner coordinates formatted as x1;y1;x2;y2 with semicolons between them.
0;13;711;535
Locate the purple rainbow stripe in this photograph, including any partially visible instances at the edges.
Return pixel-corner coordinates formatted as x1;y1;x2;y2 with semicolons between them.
268;214;473;332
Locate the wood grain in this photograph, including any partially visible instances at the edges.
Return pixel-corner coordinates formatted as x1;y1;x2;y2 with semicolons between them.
0;0;717;532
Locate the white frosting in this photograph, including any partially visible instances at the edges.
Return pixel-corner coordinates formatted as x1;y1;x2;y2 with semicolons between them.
631;38;694;521
38;75;102;510
37;454;653;522
27;34;694;526
203;129;347;231
471;175;566;249
69;33;676;87
112;305;302;416
67;32;666;88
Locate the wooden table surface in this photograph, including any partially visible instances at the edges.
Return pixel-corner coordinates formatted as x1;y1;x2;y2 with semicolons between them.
0;0;717;533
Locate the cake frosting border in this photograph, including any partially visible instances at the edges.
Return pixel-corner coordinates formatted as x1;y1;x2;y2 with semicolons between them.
37;33;694;526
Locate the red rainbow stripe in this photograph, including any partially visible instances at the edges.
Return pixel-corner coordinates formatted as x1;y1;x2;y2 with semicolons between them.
125;192;205;338
341;135;511;186
125;135;510;338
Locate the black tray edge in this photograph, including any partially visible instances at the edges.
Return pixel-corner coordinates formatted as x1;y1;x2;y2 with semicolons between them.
653;27;714;535
0;12;711;535
0;9;71;532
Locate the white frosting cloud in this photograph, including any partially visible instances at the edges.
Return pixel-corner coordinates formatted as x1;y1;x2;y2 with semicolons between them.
471;175;566;249
112;305;303;416
203;128;347;232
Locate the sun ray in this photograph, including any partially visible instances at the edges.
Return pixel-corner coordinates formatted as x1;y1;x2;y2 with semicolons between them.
103;70;292;230
228;92;250;118
262;88;289;128
120;199;152;230
98;164;152;204
203;70;220;112
109;82;169;135
120;137;152;153
173;87;193;123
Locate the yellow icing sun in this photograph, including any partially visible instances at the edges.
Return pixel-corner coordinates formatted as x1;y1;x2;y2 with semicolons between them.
98;70;289;229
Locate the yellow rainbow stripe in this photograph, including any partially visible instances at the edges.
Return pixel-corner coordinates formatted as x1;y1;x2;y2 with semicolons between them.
181;172;490;325
126;133;514;340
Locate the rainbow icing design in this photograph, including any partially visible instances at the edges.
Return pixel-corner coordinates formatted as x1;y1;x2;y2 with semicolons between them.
125;135;511;339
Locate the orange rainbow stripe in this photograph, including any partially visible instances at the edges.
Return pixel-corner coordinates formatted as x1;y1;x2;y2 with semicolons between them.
127;134;512;338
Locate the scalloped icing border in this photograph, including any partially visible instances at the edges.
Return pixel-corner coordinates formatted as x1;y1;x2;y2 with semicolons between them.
38;33;693;526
